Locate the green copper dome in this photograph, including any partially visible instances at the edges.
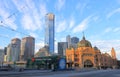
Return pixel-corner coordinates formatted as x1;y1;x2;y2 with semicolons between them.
94;46;99;50
78;36;92;47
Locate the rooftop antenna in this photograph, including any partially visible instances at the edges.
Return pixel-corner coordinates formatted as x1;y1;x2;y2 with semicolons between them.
83;31;84;36
82;31;85;40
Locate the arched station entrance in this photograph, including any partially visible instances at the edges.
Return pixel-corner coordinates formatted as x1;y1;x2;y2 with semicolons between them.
84;60;93;68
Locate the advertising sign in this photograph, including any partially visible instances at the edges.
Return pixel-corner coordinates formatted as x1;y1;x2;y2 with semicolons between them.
59;58;66;70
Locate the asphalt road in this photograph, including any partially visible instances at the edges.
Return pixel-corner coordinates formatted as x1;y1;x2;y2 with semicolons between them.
69;69;120;77
0;69;120;77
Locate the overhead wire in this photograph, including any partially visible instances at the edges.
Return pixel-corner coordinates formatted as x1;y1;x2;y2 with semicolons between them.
0;6;46;42
0;21;44;42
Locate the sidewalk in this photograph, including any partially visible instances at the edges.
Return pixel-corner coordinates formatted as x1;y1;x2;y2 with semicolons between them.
0;68;99;76
74;68;98;72
0;70;52;75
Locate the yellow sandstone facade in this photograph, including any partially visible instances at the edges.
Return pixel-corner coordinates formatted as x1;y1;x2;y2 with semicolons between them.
66;36;117;69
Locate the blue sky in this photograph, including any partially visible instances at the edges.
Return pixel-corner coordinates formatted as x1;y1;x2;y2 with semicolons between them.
0;0;120;59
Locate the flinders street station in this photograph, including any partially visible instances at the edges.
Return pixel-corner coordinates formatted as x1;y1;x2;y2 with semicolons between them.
66;35;118;69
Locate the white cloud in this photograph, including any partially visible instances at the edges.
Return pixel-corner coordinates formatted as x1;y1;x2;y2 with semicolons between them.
25;0;42;31
29;32;38;38
116;51;120;60
73;15;92;33
0;34;9;38
104;27;120;33
13;33;21;38
21;14;35;30
91;40;120;59
35;42;44;53
12;0;43;31
113;27;120;32
76;3;81;10
104;27;112;33
93;16;99;22
69;17;75;29
0;46;4;49
56;20;67;33
35;40;58;54
59;37;66;42
55;0;65;11
107;8;120;19
39;2;48;18
76;2;87;15
12;0;26;12
0;1;17;30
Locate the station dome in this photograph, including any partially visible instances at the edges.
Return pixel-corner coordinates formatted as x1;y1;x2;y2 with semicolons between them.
94;46;99;50
78;36;92;47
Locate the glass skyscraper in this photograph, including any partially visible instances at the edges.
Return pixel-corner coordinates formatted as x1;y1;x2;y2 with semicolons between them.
45;13;55;54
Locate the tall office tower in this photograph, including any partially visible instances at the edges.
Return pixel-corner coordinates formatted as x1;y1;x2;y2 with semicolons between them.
58;42;68;56
6;44;12;62
11;38;21;62
66;35;71;48
45;13;55;54
0;49;4;65
71;37;79;48
20;36;35;61
6;38;21;62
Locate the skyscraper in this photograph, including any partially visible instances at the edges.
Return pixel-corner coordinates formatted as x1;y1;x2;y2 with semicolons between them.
66;35;71;48
7;38;21;62
45;13;55;54
71;37;79;48
20;36;35;61
11;38;21;61
58;42;68;56
71;37;79;44
6;44;12;62
0;49;4;65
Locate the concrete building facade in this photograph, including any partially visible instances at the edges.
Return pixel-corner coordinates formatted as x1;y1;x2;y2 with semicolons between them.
20;36;35;61
0;49;4;65
6;38;21;62
66;36;117;69
58;42;68;56
11;38;21;62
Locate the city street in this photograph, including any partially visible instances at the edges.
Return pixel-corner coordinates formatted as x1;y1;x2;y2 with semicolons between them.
38;69;120;77
0;69;120;77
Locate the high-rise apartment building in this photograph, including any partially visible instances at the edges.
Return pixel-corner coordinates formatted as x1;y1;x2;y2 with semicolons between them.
6;44;11;62
7;38;21;62
66;35;79;48
0;49;4;65
71;37;79;44
58;42;68;56
20;36;35;61
11;38;21;62
45;13;55;54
